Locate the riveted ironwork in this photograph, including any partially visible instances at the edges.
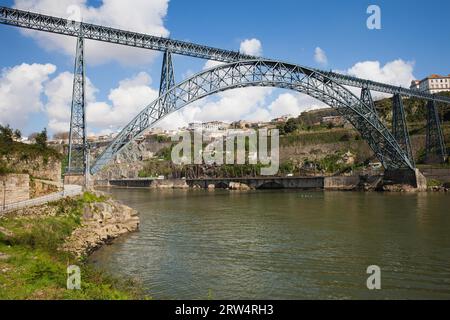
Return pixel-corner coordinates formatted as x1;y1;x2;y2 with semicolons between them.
392;94;414;166
159;50;176;117
1;6;450;103
91;60;415;174
426;100;447;164
67;36;87;175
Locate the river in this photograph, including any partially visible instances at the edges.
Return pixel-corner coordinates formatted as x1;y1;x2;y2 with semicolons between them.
89;189;450;299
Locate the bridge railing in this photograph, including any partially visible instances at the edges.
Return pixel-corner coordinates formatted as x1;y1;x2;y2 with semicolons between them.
0;185;83;214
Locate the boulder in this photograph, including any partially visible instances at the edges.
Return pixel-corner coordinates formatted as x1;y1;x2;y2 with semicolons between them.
229;182;251;191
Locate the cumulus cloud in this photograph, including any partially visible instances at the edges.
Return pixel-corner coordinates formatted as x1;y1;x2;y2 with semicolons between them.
346;59;415;88
44;71;97;133
86;72;159;130
268;93;327;119
43;71;159;134
240;38;263;56
13;0;170;65
314;47;328;66
203;60;225;70
0;63;56;129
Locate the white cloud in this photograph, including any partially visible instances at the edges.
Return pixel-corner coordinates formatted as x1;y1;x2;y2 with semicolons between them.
314;47;328;66
13;0;170;65
43;71;159;134
44;71;97;133
268;93;327;119
0;63;56;129
346;59;415;88
203;60;225;70
86;72;159;129
240;38;263;57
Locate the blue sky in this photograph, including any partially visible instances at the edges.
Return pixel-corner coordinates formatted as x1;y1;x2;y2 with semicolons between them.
0;0;449;136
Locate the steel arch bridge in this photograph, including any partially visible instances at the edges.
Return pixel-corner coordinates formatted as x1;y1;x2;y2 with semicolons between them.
90;59;414;174
1;5;448;178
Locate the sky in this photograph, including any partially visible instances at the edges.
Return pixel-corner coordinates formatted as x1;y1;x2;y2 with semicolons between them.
0;0;449;137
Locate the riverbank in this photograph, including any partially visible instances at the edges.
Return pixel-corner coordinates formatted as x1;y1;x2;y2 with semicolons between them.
97;170;439;192
0;192;144;300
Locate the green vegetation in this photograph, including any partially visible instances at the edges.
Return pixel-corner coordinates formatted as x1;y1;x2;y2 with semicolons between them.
0;193;146;300
427;179;443;188
0;124;61;175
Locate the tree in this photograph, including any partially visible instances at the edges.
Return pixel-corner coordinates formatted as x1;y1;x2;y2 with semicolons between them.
283;118;298;134
0;124;14;143
35;128;48;148
13;129;21;140
28;132;39;142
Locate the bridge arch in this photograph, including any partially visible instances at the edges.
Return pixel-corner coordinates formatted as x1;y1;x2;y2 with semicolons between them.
91;60;414;174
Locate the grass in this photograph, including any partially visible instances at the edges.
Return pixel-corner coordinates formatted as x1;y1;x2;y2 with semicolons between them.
427;179;443;188
0;193;147;300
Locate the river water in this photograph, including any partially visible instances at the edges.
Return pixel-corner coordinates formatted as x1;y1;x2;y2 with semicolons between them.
89;189;450;299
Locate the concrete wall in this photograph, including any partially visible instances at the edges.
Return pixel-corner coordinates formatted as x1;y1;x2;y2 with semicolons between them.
64;174;85;186
0;174;30;206
324;176;360;190
187;177;324;190
421;168;450;183
383;169;427;191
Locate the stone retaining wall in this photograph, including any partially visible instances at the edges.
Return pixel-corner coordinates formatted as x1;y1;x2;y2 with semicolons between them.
0;174;30;206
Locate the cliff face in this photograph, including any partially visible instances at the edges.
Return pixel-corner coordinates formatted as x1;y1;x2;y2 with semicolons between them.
92;137;171;180
2;155;61;182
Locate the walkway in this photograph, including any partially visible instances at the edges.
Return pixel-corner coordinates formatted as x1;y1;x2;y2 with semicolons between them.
0;185;83;214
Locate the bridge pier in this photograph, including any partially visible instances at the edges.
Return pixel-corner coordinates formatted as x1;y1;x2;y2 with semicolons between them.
382;169;427;191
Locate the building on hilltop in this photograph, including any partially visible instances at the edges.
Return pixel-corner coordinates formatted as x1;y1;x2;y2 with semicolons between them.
188;121;230;132
410;74;450;94
271;114;293;123
321;115;346;127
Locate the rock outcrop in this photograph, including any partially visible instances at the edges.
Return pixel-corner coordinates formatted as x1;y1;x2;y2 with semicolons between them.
62;199;140;258
229;182;251;191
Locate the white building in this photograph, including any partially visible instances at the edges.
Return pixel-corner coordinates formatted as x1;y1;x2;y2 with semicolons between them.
188;121;230;132
410;74;450;94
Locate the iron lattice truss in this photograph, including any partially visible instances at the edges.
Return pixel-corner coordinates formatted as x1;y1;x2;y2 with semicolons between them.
67;36;87;174
426;100;447;163
159;51;176;117
90;60;415;174
392;94;414;166
360;87;376;113
1;6;450;104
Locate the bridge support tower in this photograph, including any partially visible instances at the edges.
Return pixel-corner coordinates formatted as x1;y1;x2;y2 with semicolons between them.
425;100;447;164
66;36;89;186
392;94;414;166
159;50;176;116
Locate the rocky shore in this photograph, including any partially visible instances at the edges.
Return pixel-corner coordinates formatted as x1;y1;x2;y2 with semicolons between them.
62;194;140;258
0;192;143;299
1;192;140;259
